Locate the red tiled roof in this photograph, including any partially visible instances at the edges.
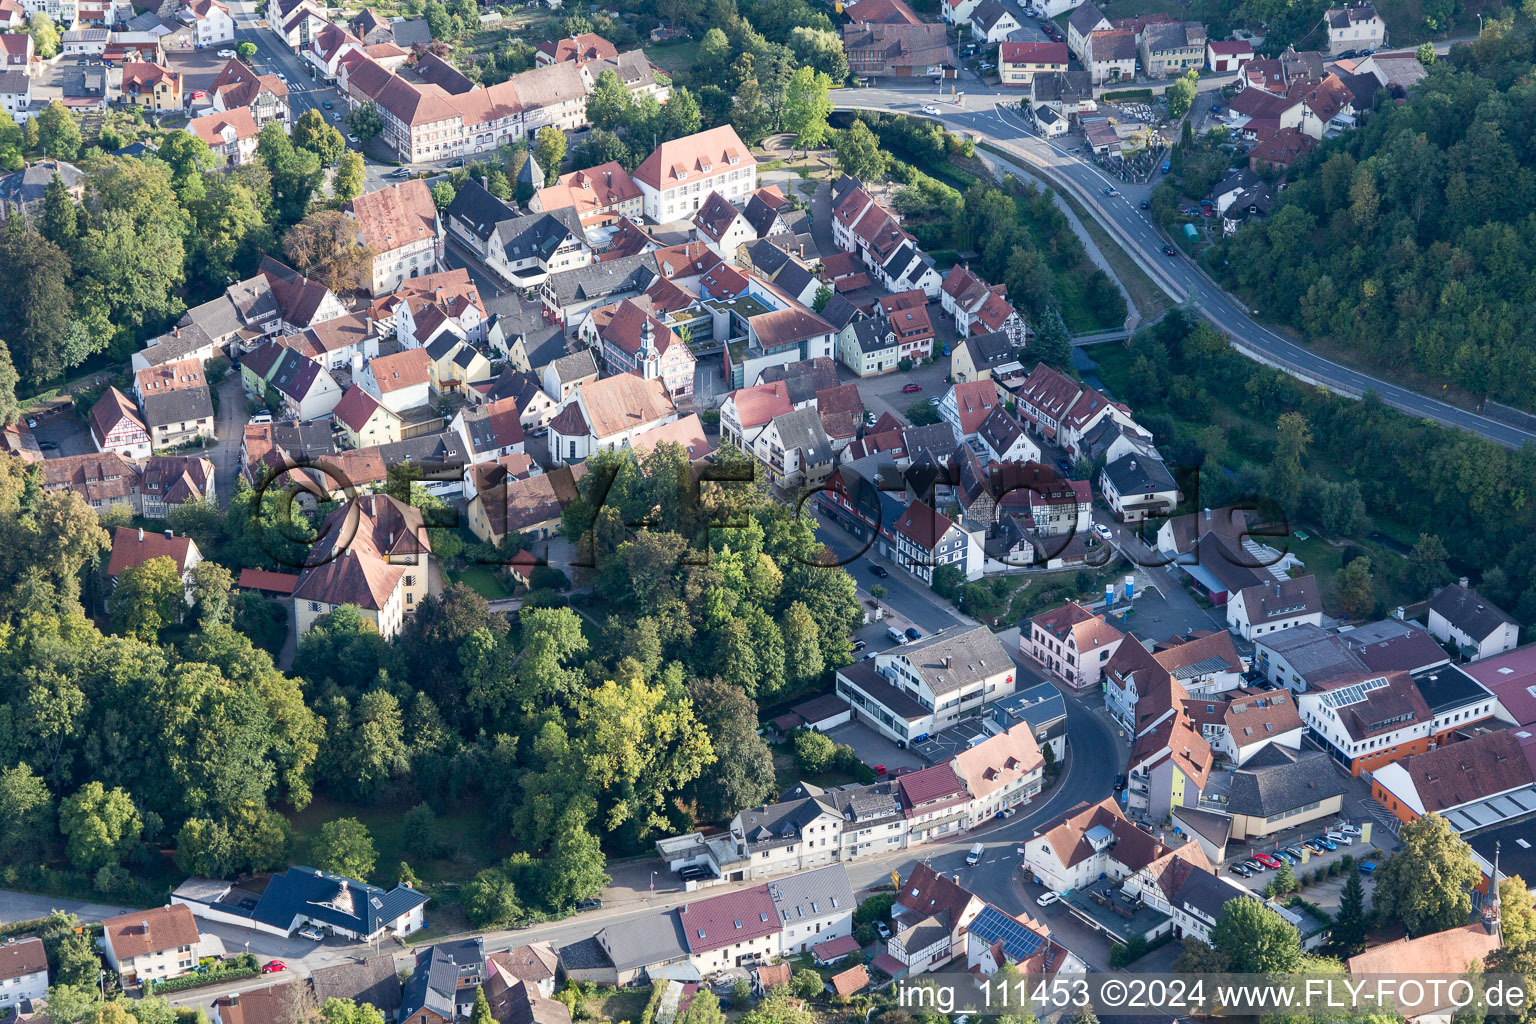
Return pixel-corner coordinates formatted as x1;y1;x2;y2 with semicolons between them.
678;886;779;953
999;41;1067;65
898;763;966;805
107;526;195;577
238;568;301;594
103;905;200;960
633;125;753;189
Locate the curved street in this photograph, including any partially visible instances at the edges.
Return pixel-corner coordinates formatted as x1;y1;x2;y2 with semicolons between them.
832;85;1536;450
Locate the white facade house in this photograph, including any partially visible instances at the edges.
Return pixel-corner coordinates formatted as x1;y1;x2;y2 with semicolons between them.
101;906;205;986
1427;581;1520;661
835;626;1017;744
633;125;757;223
0;939;48;1012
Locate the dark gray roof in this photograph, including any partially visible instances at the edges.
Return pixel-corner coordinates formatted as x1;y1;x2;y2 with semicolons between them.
391;17;431;45
977;406;1025;456
990;681;1067;731
756;356;838;405
599;910;691;972
309;955;402;1016
494;207;584;264
139;323;216;367
1428;584;1517;643
903;422;961;456
179;294;245;342
425;334;459;361
1068;0;1107;33
743;192;786;238
1410;664;1492;716
892;626;1013;697
548;350;598;385
767;865;855;926
0;160;84;211
850;316;897;354
252;866;429;936
543;253;659;307
1171;805;1232;847
1225;747;1347;817
401;940;482;1023
555;936;609;972
377;430;471;467
1102;451;1177;496
818;294;861;332
445;180;517;243
971;0;1013;30
745;238;793;277
769;406;833;464
1172;867;1245;924
141;385;214;428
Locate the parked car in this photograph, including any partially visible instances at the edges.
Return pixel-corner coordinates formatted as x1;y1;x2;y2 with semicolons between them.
1358;861;1377;875
1339;824;1362;836
1326;831;1353;845
902;382;922;393
921;104;942;115
1315;836;1338;851
887;626;908;645
1254;853;1281;869
1284;846;1306;860
1274;850;1297;865
905;627;923;642
1243;859;1266;872
869;564;889;578
347;134;360;143
1055;458;1073;475
852;639;867;652
874;764;888;776
1094;523;1113;541
1036;891;1061;907
38;441;59;450
577;898;602;910
217;48;234;56
322;100;333;109
261;961;287;974
875;921;892;938
298;928;323;941
1135;821;1153;834
1229;863;1252;878
1114;773;1126;791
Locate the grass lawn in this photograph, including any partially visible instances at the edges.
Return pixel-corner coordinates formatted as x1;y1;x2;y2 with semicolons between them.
448;564;512;599
587;987;653;1023
644;39;702;74
286;795;506;885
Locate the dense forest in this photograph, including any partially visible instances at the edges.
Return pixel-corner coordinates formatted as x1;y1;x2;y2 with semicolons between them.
0;442;860;926
1217;9;1536;406
1112;307;1536;621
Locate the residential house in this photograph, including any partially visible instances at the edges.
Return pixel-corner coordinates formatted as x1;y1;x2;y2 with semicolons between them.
1139;21;1205;78
89;387;152;459
751;406;834;489
843;21;956;79
890;500;981;584
937;380;1000;444
0;68;30;124
259;256;350;332
977;408;1040;465
1254;623;1370;691
1031;69;1096;124
1103;631;1245;729
1339;619;1451;677
720;381;795;451
632;125;756;223
535;31;617;66
834;626;1017;744
485;944;558;1000
41;453;142;515
897;767;969;849
1206;39;1254;71
424;336;493;396
487;305;567;376
450;398;526;465
106;527;203;598
541;351;599;402
998;41;1068;87
1428;581;1519;661
547;374;678;462
539;251;659;328
211;985;305;1024
189;107;261;167
950;330;1021;383
210;57;290;131
1084;29;1137;83
359;349;431;413
140;455;215;519
1323;3;1385;54
400;940;483;1024
287;311;378;372
348;179;443;296
1128;708;1213;819
1013;362;1082;441
531;161;642;231
443;180;518;261
838;316;901;378
877;291;936;361
294;494;433;638
880;864;983;976
1347;925;1502;1015
1297;670;1433;775
465;464;582;546
692;190;756;259
1228;575;1322;641
180;0;233;45
1100;451;1179;522
1026;602;1125;690
1066;1;1111;63
485;207;591;289
256;345;343;421
176;864;427;941
0;33;32;74
965;905;1083;977
848;0;923;23
1024;798;1166;894
141;383;216;450
120;61;182;109
1182;688;1303;765
969;1;1021;42
101;905;204;986
952;722;1045;824
0;939;47;1013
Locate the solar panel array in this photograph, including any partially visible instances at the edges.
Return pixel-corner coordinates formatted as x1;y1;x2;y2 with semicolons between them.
1321;676;1390;709
968;905;1046;963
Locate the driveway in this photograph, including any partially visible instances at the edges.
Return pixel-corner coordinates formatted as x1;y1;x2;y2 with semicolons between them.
30;405;92;456
825;720;926;773
210;371;247;502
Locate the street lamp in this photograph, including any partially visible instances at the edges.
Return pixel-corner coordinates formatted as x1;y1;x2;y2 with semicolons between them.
649;871;656;892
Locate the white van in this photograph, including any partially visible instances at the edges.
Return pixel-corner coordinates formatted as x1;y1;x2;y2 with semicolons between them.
887;626;907;644
967;843;984;866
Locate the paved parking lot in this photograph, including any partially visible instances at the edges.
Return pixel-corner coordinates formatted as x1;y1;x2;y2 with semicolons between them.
914;717;992;764
825;720;925;773
30;407;92;456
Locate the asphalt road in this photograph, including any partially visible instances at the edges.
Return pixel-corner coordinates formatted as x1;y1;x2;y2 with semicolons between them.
833;82;1536;450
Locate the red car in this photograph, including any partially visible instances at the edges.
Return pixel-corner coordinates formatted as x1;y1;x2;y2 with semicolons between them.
261;961;287;974
1253;853;1281;869
902;383;922;393
874;764;888;776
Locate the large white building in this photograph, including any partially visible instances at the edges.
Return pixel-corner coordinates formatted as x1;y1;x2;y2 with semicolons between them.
632;125;757;223
346;179;443;296
835;626;1019;744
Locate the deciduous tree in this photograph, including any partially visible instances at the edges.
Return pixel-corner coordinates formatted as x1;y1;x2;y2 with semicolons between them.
313;817;377;880
58;781;142;873
1374;813;1481;937
1210;896;1303;973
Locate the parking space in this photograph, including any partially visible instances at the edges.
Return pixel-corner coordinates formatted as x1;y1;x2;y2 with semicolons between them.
1222;826;1380;892
913;717;991;765
162;48;238;96
30;408;93;456
824;720;926;774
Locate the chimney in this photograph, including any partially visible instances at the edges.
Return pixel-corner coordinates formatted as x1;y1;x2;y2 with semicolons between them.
1203;508;1210;521
138;527;144;541
1459;576;1470;589
165;530;173;540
